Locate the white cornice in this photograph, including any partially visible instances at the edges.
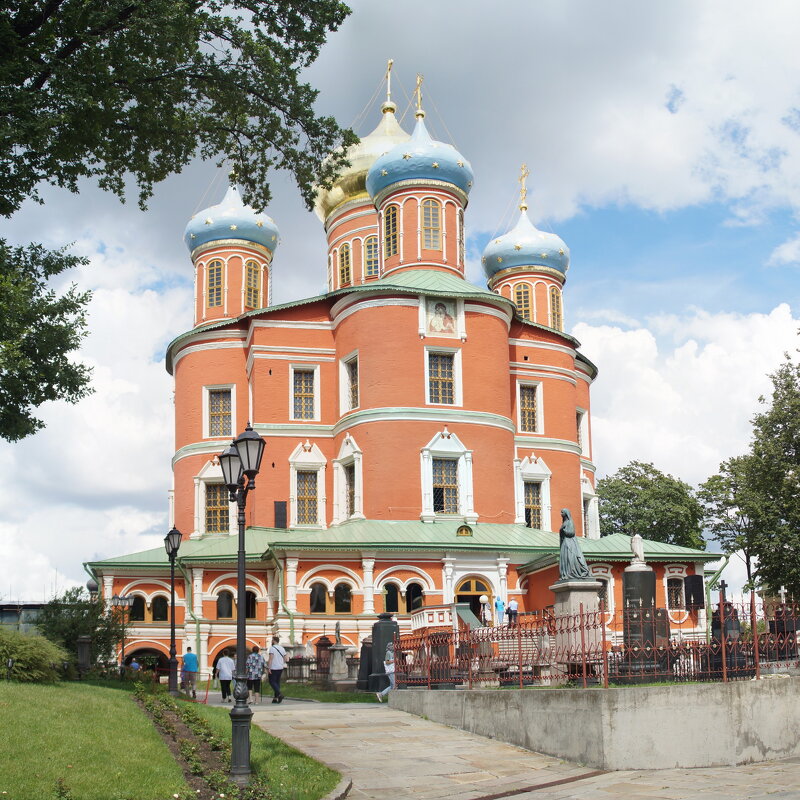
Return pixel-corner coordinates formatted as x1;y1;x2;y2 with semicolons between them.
509;366;578;385
332;407;515;436
172;340;246;367
332;297;420;328
514;436;582;455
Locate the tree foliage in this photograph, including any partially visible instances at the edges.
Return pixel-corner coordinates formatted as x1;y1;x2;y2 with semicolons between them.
36;587;122;665
742;356;800;595
596;460;706;549
1;0;357;214
0;241;92;441
0;626;69;682
698;455;768;586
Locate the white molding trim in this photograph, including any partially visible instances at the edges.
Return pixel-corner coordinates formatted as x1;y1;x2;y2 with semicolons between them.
373;565;436;592
173;340;245;368
420;428;477;524
424;346;463;407
516;378;544;435
192;460;235;538
513;455;552;529
298;564;364;591
202;383;235;439
289;363;321;422
288;441;327;529
331;433;365;525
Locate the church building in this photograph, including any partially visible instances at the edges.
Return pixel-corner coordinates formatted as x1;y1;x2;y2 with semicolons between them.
86;75;713;675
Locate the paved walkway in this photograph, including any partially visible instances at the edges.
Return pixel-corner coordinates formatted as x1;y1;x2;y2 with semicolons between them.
233;693;800;800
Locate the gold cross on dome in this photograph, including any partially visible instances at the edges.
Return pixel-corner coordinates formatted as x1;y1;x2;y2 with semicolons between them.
519;163;530;211
386;59;394;104
414;73;424;115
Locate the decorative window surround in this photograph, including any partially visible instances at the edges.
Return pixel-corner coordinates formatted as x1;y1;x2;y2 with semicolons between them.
581;473;601;539
514;455;552;529
664;564;690;623
203;384;235;439
417;296;467;341
290;364;321;421
289;441;327;528
576;408;590;457
339;351;359;414
192;459;235;538
420;428;477;523
332;433;365;525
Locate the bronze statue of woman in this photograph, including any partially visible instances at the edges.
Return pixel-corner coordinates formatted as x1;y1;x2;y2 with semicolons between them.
558;508;591;581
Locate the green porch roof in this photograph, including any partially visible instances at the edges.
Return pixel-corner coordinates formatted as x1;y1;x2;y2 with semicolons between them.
86;522;716;576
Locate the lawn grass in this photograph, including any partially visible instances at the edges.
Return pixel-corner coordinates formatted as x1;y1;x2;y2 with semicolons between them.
281;683;379;703
0;681;187;800
189;701;340;799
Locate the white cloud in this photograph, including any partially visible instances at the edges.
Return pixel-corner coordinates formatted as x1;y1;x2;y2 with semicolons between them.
768;234;800;266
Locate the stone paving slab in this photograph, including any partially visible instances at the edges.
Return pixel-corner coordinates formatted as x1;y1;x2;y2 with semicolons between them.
241;696;800;800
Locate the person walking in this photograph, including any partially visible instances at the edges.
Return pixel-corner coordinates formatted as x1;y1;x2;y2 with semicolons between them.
506;598;519;625
375;642;395;703
494;596;505;626
181;647;199;699
245;645;267;704
216;649;235;703
267;635;287;703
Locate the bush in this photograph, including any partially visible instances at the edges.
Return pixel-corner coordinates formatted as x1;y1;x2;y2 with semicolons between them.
0;626;69;682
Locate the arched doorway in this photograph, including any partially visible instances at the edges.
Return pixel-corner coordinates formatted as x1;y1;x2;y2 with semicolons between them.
455;578;492;619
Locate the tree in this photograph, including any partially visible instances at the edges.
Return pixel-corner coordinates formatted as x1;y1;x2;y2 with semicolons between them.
743;356;800;595
1;1;357;440
36;587;122;665
0;242;92;441
596;460;706;549
698;455;768;587
1;0;357;214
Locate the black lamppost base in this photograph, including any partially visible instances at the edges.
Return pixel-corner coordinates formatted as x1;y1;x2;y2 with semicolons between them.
229;678;253;785
168;656;179;697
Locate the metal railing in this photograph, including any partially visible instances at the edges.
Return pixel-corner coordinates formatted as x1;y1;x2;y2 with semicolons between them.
395;594;799;689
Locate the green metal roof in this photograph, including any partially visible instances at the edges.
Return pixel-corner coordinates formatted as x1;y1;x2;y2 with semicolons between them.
86;523;716;576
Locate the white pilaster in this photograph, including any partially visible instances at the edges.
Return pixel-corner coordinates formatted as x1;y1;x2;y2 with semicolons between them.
286;555;299;613
362;554;375;615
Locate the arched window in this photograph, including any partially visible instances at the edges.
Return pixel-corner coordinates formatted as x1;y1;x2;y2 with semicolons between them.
338;244;351;285
384;583;399;614
130;595;146;622
549;286;563;330
457;208;465;265
514;284;532;320
384;205;398;257
524;481;542;528
406;582;424;613
597;578;609;607
364;236;379;277
217;590;234;619
310;583;327;614
245;260;261;309
151;596;168;622
421;199;441;249
245;590;257;619
334;583;352;614
207;260;224;308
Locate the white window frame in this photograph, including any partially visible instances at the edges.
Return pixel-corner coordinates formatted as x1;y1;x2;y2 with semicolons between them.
516;380;543;434
420;429;477;524
581;473;601;539
513;455;552;529
332;433;365;525
192;460;235;538
338;350;359;414
576;408;590;457
289;364;321;422
424;347;463;407
203;384;235;439
289;441;327;529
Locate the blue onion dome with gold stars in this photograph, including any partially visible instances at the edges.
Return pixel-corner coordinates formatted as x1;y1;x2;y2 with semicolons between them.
366;111;474;204
482;209;570;279
184;185;279;255
314;100;410;221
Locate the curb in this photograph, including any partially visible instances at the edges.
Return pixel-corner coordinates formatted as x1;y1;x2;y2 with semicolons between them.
322;775;352;800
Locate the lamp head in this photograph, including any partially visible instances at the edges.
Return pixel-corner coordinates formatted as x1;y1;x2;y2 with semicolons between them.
233;422;265;479
164;527;182;558
219;443;243;492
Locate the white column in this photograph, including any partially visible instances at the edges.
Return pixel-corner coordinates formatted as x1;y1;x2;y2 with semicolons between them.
497;558;509;603
442;557;456;604
266;568;276;619
362;554;375;615
462;451;478;524
513;457;524;523
286;555;299;613
192;569;203;617
192;477;201;538
103;575;114;609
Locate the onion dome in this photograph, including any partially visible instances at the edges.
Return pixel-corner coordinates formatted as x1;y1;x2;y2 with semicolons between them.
184;186;279;255
482;209;570;279
314;101;410;221
366;112;474;203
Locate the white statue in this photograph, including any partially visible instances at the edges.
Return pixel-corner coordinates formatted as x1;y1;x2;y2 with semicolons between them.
631;533;645;564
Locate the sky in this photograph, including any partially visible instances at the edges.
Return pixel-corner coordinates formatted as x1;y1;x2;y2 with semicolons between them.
2;0;799;602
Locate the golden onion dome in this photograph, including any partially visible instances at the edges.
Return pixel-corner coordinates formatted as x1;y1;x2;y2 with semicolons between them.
314;101;410;222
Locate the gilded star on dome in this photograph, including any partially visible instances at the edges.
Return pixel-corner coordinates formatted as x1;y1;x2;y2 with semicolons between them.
205;218;213;225
190;234;196;239
497;257;503;263
271;235;276;242
256;220;264;228
481;257;486;264
540;252;547;258
467;181;473;187
381;169;388;176
457;160;464;167
230;224;238;231
495;239;501;244
559;248;565;256
402;152;412;160
514;244;522;251
432;162;439;168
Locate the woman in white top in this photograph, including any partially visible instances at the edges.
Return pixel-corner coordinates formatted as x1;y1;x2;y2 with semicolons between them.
215;649;235;702
376;642;395;702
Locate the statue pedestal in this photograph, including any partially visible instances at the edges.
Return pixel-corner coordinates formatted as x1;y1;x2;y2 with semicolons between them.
549;580;603;670
327;645;349;681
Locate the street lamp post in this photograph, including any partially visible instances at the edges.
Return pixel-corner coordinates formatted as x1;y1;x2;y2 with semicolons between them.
111;594;133;677
219;422;266;787
164;527;183;697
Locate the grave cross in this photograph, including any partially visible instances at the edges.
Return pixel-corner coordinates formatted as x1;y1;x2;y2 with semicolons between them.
718;580;728;602
779;585;787;604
